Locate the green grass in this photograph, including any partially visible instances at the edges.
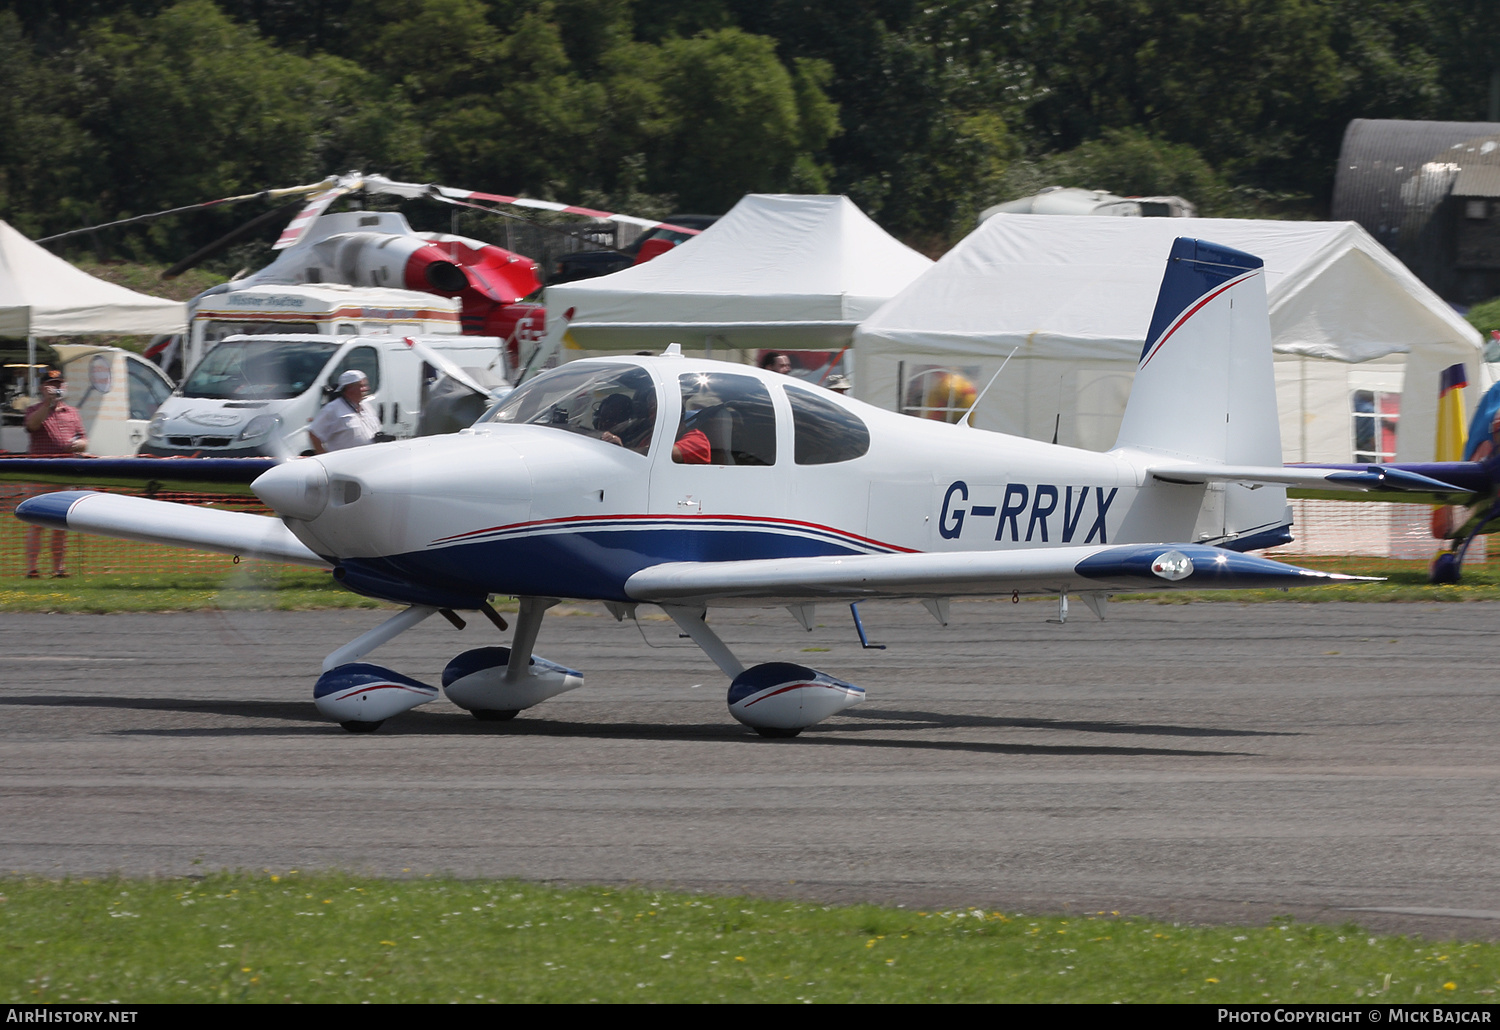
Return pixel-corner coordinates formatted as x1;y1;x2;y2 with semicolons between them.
0;565;388;613
0;874;1495;1003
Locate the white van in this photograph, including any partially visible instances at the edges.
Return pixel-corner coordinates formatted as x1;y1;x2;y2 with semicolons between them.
139;333;507;458
1;344;176;456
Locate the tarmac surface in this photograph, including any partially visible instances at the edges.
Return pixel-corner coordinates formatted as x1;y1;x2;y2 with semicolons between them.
2;598;1498;939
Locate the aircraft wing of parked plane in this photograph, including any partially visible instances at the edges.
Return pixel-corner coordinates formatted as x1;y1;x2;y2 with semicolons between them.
17;237;1390;738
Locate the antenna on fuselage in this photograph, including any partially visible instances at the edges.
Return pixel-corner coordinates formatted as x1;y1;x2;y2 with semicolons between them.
958;345;1019;429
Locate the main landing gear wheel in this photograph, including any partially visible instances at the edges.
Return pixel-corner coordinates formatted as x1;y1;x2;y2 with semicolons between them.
339;719;384;733
471;709;520;722
754;726;803;739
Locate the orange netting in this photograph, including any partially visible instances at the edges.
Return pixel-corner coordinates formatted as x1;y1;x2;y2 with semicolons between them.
1;483;279;578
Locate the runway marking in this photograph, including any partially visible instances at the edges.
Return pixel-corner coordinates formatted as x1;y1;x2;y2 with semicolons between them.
5;656;139;662
1344;907;1500;921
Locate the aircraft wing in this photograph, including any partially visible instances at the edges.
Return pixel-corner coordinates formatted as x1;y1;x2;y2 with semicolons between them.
0;456;277;495
14;490;330;568
625;543;1371;605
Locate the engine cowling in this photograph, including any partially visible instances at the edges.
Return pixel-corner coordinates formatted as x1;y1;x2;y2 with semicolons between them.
727;662;865;737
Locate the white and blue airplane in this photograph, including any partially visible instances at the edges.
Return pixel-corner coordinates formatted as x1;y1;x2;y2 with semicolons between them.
20;238;1434;737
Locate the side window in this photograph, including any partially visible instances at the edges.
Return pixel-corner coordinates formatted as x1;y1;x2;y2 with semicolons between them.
330;346;381;393
786;385;870;464
675;373;777;466
1351;389;1398;463
126;361;170;420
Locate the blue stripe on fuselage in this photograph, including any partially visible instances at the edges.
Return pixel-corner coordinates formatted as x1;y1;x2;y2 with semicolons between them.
364;524;880;602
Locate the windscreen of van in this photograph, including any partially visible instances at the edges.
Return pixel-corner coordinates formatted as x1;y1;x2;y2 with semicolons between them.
181;339;339;400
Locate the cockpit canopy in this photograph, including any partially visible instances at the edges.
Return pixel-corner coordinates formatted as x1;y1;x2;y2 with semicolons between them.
487;362;657;455
486;360;870;465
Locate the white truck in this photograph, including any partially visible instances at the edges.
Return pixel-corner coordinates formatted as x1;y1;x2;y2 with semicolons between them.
140;333;508;458
154;281;464;382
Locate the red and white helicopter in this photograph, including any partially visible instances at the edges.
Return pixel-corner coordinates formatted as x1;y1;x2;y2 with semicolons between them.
21;238;1452;737
43;171;704;374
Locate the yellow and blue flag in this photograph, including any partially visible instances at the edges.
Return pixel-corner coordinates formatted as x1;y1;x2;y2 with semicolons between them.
1437;362;1468;462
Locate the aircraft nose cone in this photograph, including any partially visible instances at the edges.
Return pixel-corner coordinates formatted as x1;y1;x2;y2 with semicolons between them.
253;459;329;521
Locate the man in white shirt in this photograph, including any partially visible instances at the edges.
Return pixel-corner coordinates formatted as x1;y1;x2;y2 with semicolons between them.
309;369;380;453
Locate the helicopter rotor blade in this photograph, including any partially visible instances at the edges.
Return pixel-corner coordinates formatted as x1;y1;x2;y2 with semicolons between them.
359;174;702;253
161;201;306;279
271;174;364;250
424;192;634;257
36;177;338;246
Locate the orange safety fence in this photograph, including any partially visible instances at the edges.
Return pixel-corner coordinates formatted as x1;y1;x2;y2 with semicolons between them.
0;482;282;578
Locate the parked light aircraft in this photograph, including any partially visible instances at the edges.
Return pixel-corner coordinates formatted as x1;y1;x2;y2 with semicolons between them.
19;238;1466;737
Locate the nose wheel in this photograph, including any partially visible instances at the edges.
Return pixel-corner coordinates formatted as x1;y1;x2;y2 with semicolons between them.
340;720;385;733
470;708;520;722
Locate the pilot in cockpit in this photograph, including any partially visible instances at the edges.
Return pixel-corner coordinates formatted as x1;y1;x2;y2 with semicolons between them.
594;392;652;454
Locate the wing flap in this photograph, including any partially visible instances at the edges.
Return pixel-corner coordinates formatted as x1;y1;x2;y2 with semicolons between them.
625;543;1371;604
15;490;330;569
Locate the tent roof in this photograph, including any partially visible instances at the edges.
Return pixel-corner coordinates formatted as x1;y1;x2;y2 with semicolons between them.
0;221;186;337
545;194;933;351
855;215;1480;365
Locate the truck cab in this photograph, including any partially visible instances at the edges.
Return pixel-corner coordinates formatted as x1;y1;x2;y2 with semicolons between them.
169;282;463;382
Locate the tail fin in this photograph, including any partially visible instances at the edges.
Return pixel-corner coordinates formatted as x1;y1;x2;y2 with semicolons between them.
1114;238;1281;466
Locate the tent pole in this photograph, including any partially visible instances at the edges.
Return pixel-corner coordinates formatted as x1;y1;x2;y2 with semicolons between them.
26;335;37;397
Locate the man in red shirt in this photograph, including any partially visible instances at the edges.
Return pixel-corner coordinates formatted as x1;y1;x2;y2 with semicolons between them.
23;369;87;577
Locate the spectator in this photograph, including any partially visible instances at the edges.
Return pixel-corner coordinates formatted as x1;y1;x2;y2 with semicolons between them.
309;370;379;453
23;369;86;578
758;351;791;375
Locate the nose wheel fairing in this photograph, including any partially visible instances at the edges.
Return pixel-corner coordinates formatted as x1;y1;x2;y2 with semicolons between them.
313;662;440;728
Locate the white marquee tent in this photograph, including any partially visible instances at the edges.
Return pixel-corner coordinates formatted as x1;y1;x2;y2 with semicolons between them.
542;194;933;355
0;220;186;337
854;215;1484;464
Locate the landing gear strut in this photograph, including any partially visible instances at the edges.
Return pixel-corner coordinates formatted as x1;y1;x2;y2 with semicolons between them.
661;604;865;736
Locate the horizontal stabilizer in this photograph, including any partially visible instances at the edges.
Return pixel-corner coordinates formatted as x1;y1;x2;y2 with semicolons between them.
1148;462;1475;497
625;544;1374;604
15;490;330;568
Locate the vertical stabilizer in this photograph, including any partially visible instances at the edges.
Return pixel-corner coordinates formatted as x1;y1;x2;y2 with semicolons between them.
1114;238;1281;467
1115;238;1288;550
